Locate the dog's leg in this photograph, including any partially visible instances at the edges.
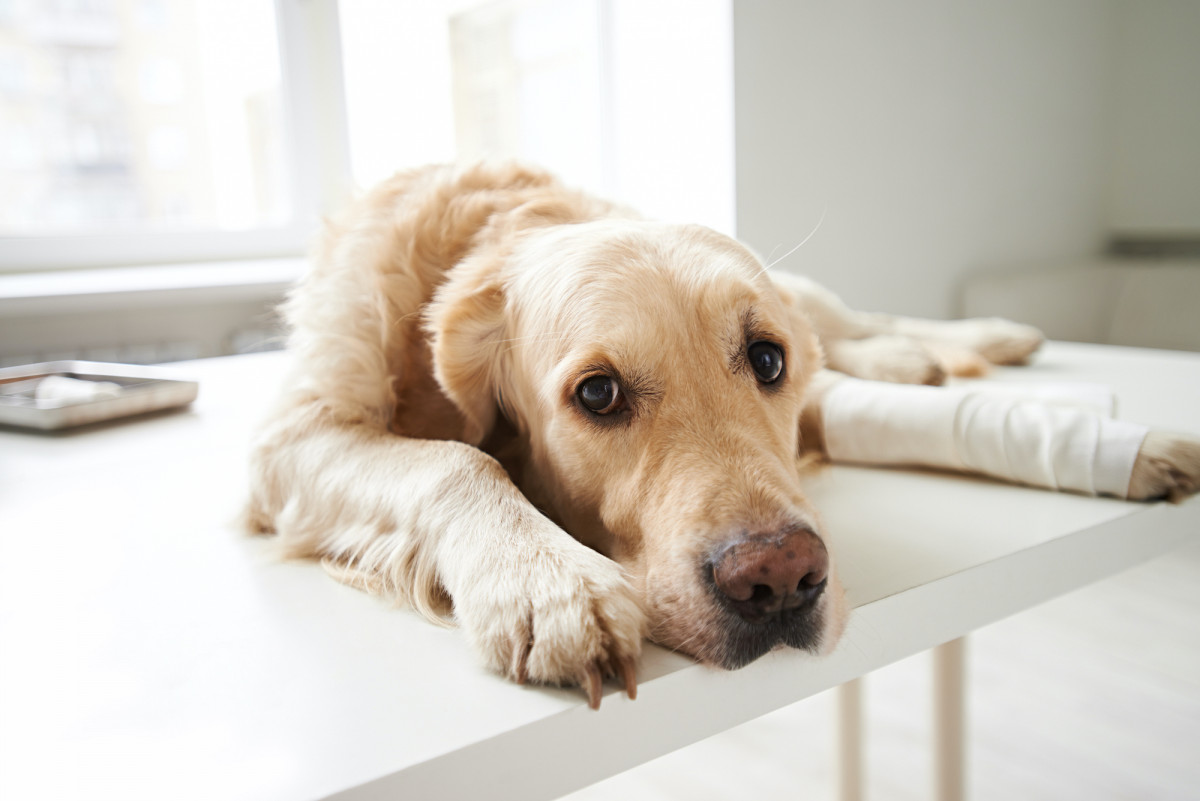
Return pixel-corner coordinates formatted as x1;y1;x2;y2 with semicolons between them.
823;336;949;386
248;405;644;707
877;316;1045;367
770;271;1044;383
801;371;1200;502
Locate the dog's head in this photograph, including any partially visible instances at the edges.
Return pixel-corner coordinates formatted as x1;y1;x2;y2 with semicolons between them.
428;219;846;668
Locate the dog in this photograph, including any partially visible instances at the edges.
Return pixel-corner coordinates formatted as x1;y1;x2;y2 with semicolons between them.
246;163;1200;708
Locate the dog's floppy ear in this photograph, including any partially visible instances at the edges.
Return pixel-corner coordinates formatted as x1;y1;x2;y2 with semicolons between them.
425;256;508;446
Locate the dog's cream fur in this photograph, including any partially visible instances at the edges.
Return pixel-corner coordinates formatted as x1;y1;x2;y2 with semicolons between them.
247;163;1200;707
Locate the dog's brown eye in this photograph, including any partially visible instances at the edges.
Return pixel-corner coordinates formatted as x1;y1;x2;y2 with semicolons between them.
578;375;621;414
748;341;784;384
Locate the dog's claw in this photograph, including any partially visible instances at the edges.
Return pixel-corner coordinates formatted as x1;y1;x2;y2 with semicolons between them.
583;662;603;710
618;655;637;700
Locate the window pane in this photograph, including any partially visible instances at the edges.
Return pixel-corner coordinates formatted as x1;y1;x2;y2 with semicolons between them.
0;0;289;235
450;0;605;191
340;0;604;192
338;0;733;234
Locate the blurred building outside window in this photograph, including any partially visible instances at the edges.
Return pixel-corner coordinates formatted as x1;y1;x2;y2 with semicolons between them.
0;0;290;248
340;0;733;235
0;0;733;276
0;0;731;365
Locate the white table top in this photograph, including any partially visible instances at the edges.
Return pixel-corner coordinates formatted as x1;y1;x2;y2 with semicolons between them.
2;342;1197;801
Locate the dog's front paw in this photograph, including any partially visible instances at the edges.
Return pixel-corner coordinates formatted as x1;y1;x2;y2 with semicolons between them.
454;539;646;709
1128;431;1200;503
950;318;1045;365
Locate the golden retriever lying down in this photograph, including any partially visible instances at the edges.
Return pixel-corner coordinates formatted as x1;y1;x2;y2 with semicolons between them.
247;163;1200;708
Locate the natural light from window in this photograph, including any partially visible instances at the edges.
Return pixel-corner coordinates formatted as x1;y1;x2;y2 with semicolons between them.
340;0;733;235
0;0;288;235
1;0;733;268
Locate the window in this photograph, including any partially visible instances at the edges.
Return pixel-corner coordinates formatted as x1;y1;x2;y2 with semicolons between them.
0;0;319;271
340;0;733;233
0;0;733;367
1;0;732;273
1;0;289;231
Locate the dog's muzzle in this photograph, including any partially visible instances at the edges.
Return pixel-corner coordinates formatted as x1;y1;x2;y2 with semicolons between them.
703;525;829;669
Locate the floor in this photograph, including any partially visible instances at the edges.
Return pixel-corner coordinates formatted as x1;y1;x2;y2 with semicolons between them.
563;539;1200;801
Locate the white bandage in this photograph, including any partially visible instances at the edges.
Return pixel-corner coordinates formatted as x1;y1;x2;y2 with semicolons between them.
821;377;1149;498
943;380;1118;418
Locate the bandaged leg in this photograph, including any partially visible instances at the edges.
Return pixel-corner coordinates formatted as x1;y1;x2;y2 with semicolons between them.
820;376;1149;498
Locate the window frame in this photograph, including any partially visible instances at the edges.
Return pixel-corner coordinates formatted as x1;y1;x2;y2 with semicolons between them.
0;0;351;275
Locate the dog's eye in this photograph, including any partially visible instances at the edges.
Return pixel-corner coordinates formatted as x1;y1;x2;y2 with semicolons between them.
578;375;622;414
748;341;784;384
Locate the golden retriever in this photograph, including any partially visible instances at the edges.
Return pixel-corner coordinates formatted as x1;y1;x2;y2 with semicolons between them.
246;163;1200;708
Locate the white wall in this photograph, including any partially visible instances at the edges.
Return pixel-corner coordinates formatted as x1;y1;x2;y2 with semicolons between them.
608;0;735;234
733;0;1118;319
1108;1;1200;237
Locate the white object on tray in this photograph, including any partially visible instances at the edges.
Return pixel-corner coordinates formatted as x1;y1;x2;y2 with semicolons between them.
0;361;199;430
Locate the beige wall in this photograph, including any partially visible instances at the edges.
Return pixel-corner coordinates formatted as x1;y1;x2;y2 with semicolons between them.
733;0;1119;319
1109;1;1200;237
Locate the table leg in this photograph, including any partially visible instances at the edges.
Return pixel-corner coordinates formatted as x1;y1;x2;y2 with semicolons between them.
933;637;967;801
837;677;865;801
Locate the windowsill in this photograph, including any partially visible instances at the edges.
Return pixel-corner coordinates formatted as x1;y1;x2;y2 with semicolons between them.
0;258;307;316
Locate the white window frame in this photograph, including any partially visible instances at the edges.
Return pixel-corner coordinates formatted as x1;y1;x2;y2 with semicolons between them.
0;0;351;275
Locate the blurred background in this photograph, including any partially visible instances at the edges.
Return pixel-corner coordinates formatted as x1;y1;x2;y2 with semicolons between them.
0;0;1196;366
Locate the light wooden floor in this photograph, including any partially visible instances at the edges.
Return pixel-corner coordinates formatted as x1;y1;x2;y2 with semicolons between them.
563;539;1200;801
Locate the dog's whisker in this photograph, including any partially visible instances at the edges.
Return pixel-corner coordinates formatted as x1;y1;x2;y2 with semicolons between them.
493;331;568;345
762;204;828;273
650;610;710;654
497;331;571;355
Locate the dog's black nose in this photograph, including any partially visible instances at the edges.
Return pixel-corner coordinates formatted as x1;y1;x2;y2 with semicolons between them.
710;527;828;624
